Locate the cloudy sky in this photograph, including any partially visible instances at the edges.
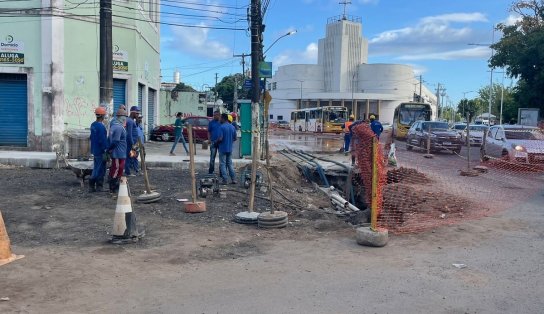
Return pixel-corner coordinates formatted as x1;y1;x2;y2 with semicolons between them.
160;0;519;104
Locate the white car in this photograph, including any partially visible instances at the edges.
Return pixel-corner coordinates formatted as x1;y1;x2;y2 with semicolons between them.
481;125;544;164
461;125;488;146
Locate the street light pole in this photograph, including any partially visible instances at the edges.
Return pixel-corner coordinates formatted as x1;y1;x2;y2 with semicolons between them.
263;30;297;56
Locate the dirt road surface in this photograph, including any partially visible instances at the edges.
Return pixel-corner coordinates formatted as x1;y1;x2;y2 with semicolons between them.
0;163;543;313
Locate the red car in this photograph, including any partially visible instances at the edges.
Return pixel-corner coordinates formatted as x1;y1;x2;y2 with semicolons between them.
151;116;212;142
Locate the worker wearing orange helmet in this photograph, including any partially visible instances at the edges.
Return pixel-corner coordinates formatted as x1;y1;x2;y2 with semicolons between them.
89;106;108;192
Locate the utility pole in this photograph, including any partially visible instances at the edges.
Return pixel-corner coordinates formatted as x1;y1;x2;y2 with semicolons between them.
233;53;250;79
99;0;113;115
419;75;423;102
436;83;441;120
248;0;262;212
214;72;219;103
233;75;239;115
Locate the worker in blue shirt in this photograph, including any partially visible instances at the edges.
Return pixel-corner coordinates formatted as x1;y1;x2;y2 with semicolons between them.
125;106;140;176
215;113;237;185
89;107;108;192
207;110;222;175
108;107;128;194
369;115;383;139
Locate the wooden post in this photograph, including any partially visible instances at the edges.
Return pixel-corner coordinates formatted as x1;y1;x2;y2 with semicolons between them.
187;124;197;203
138;138;151;193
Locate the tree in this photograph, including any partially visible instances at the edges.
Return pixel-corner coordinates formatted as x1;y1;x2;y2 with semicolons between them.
457;99;481;121
173;82;197;92
212;73;251;111
490;0;544;117
476;84;517;122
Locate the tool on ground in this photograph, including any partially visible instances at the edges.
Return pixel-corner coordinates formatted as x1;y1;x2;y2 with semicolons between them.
242;168;263;189
0;210;24;267
198;174;220;198
110;177;145;244
184;125;206;213
136;138;162;203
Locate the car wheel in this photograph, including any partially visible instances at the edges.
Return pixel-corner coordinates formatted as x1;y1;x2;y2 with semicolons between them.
501;150;509;160
161;132;170;141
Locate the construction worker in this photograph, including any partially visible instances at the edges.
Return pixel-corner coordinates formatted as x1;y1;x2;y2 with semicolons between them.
369;115;384;139
342;114;355;155
125;106;141;176
89;107;108;192
107;107;128;194
207;110;222;175
215;113;237;185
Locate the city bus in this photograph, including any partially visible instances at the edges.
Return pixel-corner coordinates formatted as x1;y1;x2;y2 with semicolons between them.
290;106;348;133
392;102;432;140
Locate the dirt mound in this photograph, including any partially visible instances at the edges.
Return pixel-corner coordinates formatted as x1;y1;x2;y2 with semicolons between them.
386;167;432;184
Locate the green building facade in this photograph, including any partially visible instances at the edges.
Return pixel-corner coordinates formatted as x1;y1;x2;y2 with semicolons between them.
0;0;160;151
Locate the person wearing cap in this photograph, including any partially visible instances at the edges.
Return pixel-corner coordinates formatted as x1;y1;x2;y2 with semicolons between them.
89;107;108;192
215;113;237;184
341;114;355;155
107;107;128;194
124;106;140;176
207;110;222;174
369;114;383;139
136;115;145;144
169;112;189;156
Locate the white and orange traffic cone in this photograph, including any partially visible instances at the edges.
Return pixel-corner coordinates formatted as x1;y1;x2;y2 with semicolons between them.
110;177;144;244
0;210;24;267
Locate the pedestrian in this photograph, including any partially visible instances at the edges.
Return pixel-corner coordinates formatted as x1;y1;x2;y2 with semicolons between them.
107;107;128;194
136;115;145;144
89;107;108;192
207;110;222;174
169;112;189;156
125;106;140;176
369;115;384;139
215;113;237;185
341;115;355;155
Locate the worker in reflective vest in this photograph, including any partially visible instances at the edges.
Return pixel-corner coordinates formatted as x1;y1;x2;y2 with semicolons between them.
341;115;355;154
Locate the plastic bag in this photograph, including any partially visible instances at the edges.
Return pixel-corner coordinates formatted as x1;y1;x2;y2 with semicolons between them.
388;143;398;167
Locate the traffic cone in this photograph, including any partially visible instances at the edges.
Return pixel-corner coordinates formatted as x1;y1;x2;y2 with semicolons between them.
0;210;24;267
111;177;144;244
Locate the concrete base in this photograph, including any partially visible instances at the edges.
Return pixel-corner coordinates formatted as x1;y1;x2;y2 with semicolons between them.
0;254;25;267
459;170;479;177
137;191;162;203
473;165;489;173
184;201;206;213
423;154;434;159
234;211;260;224
356;227;388;247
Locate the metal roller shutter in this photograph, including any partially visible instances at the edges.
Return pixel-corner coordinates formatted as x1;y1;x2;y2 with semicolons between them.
113;79;126;114
147;88;156;130
138;83;144;108
0;73;28;146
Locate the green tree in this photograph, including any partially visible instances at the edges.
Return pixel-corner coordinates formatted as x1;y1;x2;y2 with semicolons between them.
476;84;517;123
457;99;481;121
173;82;197;92
490;0;544;117
212;73;251;111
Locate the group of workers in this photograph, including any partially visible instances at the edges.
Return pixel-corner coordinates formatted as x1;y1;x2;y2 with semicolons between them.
342;114;383;163
89;105;144;194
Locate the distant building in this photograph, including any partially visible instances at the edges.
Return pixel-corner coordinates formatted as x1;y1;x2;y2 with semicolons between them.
0;0;160;150
159;83;207;125
268;15;437;124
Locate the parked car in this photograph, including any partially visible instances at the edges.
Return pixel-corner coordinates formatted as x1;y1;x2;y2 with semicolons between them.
406;121;463;154
151;116;212;142
277;120;290;129
452;123;467;135
461;125;488;146
480;125;544;164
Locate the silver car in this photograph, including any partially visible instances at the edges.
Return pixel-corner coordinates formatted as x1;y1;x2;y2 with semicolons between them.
461;125;487;146
481;125;544;164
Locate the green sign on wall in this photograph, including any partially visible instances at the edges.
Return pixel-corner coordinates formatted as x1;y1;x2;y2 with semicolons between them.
259;61;272;78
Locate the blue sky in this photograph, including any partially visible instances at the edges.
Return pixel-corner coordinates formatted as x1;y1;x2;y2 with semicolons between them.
160;0;519;104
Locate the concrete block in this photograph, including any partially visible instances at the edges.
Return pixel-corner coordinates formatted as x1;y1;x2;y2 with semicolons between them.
356;226;388;247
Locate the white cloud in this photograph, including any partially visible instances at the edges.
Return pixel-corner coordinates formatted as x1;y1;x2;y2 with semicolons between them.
397;46;491;61
272;43;318;67
405;63;428;75
502;13;522;26
167;25;231;59
358;0;379;4
369;12;490;61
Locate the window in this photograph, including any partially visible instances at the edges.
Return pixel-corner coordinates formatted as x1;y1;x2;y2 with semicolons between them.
495;129;505;140
488;127;498;139
198;118;210;127
297;111;305;119
291;112;295;120
272;82;277;90
278;115;283;120
269;114;273;120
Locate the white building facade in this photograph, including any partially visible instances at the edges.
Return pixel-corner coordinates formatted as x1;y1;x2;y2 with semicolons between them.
268;15;437;124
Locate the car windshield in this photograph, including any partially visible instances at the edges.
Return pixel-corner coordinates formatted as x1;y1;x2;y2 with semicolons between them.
454;125;466;130
278;121;288;124
505;129;544;140
422;122;449;130
468;125;487;131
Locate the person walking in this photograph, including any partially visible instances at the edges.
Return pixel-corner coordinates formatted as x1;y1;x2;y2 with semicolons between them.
125;106;140;176
341;114;355;155
108;107;128;194
215;113;237;185
207;110;222;174
89;107;108;192
169;112;189;156
369;115;384;139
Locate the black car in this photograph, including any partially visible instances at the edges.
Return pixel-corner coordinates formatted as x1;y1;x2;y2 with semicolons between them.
406;121;463;154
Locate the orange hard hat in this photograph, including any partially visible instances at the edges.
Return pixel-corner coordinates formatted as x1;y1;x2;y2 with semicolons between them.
95;107;106;115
